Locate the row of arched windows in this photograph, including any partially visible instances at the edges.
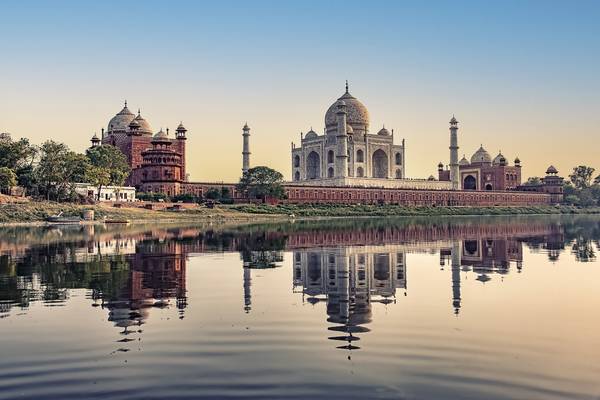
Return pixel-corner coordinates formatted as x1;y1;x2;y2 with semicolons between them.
296;150;401;167
145;156;180;164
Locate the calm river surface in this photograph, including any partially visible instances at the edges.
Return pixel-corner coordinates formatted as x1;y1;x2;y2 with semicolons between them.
1;216;600;400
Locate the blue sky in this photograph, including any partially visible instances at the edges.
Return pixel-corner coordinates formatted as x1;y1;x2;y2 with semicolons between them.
1;1;599;181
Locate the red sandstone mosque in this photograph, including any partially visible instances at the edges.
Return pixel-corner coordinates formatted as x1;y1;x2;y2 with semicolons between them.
92;86;564;206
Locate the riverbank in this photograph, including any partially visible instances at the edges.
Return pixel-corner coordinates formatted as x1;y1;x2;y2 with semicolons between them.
231;203;600;217
2;200;600;225
0;201;283;225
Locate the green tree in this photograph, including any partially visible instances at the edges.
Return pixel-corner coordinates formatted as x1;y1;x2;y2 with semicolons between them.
0;137;38;194
524;177;542;186
86;145;130;200
85;166;110;201
205;188;221;200
36;141;72;201
0;167;17;193
595;175;600;185
569;166;595;190
0;138;37;171
237;166;286;200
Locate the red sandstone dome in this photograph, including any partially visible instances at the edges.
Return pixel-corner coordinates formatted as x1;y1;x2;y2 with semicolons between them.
107;102;135;134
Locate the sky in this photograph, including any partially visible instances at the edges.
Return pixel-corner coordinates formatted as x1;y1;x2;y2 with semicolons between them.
1;0;599;182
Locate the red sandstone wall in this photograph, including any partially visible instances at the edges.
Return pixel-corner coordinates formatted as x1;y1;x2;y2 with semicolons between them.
282;185;555;206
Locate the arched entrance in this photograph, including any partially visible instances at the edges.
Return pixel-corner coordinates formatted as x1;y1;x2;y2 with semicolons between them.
327;167;334;178
485;183;493;191
463;175;477;190
372;149;388;178
306;151;320;179
294;171;300;181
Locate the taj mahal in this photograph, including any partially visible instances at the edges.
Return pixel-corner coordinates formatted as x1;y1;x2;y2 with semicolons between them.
290;82;451;190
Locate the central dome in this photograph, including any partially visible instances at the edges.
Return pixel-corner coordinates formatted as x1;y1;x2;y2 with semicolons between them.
325;86;369;135
471;146;492;165
107;102;135;134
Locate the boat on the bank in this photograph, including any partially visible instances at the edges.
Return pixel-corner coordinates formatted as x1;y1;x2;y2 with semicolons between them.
46;212;82;225
104;218;131;224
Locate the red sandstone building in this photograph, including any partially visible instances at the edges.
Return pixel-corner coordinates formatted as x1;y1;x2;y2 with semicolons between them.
93;99;564;206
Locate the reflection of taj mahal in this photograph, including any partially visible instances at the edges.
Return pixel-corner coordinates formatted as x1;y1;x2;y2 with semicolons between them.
292;246;406;349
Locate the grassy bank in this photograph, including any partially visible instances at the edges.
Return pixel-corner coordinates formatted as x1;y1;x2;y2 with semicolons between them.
231;203;600;217
0;201;282;224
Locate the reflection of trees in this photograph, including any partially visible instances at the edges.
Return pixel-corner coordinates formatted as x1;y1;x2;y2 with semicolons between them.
571;238;596;262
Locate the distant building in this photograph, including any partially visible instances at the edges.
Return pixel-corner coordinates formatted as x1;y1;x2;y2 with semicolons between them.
74;183;136;202
95;102;187;191
437;117;523;191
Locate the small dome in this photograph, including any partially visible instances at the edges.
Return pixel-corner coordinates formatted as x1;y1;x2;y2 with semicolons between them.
325;84;370;135
428;175;436;181
177;122;187;132
242;122;249;131
128;119;140;129
153;128;168;140
107;102;135;133
91;132;100;141
546;165;558;174
459;155;470;166
470;146;492;164
492;152;506;166
514;157;521;164
377;126;390;136
438;162;444;169
134;111;153;135
450;116;458;124
304;129;318;139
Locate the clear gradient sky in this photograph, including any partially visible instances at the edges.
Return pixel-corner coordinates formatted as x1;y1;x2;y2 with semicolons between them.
1;1;599;182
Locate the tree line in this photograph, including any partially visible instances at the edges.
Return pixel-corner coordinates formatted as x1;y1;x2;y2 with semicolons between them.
526;165;600;207
0;137;129;202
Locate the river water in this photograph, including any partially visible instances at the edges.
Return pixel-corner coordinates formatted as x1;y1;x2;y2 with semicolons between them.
1;216;599;399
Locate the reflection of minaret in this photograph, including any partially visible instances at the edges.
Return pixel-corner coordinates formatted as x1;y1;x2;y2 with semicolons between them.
451;241;462;315
243;263;251;313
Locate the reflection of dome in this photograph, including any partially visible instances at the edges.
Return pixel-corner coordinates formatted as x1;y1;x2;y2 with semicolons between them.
459;155;470;166
471;146;492;164
108;102;135;133
325;85;370;135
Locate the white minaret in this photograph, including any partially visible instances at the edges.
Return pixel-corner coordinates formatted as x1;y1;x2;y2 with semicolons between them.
242;122;251;174
335;99;348;178
449;116;460;190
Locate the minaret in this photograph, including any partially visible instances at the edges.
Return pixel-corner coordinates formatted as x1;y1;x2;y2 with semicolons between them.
242;122;251;175
335;100;348;178
449;116;460;190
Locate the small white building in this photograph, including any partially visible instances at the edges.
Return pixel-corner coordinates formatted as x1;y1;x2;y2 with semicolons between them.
74;183;136;202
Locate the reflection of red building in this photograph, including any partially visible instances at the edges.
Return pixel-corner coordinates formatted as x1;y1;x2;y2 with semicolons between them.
102;239;188;332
